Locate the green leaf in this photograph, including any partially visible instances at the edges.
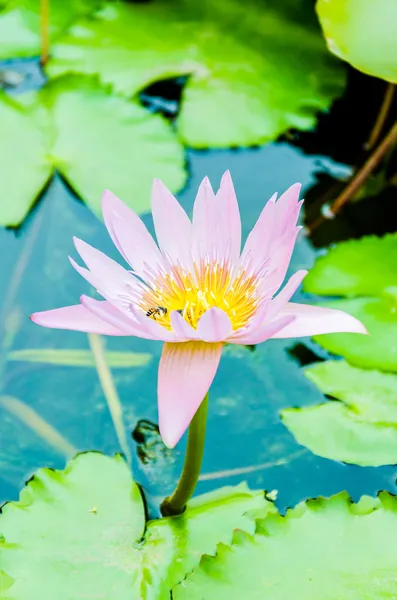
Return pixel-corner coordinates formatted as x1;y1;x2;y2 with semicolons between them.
304;235;397;370
0;76;186;225
0;91;51;226
8;348;152;368
48;0;346;148
144;485;275;599
0;0;102;59
47;76;186;215
0;452;145;599
304;234;397;299
313;297;397;372
174;492;397;599
0;452;273;599
304;360;397;424
316;0;397;82
281;360;397;466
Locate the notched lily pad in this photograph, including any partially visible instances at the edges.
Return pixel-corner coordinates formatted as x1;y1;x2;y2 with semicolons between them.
0;452;274;599
0;75;186;226
174;491;397;599
282;360;397;466
48;0;346;148
0;89;51;226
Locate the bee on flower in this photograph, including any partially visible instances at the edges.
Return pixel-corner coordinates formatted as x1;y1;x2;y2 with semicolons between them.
31;172;366;448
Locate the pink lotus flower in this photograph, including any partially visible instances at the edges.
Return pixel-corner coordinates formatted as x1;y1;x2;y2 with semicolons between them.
31;173;366;447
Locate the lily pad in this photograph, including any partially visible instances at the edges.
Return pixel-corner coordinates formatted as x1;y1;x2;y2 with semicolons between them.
0;75;186;226
48;0;346;148
316;0;397;82
304;360;397;424
304;234;397;299
313;297;397;371
0;0;101;59
0;90;51;226
304;235;397;371
174;492;397;599
47;76;186;215
281;360;397;466
0;452;273;600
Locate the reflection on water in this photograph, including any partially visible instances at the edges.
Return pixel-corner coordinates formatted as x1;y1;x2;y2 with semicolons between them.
0;143;396;512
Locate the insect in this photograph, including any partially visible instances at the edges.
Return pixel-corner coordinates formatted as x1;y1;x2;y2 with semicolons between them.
146;306;168;320
145;307;184;319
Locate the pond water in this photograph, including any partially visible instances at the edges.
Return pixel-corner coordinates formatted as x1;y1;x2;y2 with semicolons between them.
1;105;396;516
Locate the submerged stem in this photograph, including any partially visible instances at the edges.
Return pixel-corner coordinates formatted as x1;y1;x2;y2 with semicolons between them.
365;83;395;150
331;119;397;214
88;334;132;466
309;119;397;232
160;392;209;517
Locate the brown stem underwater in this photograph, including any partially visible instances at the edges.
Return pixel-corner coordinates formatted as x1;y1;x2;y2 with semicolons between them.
309;119;397;232
365;83;395;151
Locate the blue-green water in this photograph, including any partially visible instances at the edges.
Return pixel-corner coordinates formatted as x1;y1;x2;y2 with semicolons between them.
1;139;396;514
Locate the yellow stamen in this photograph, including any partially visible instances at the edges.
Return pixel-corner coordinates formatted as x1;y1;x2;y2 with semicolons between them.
142;260;259;331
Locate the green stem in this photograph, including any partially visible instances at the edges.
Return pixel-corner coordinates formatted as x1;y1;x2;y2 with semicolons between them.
40;0;50;66
160;392;209;517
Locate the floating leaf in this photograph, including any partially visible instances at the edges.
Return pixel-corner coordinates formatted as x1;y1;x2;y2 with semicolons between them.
304;360;397;424
48;0;346;148
0;75;186;225
282;360;397;466
174;492;397;599
304;235;397;299
47;76;185;215
8;348;152;367
304;235;397;371
0;90;51;226
316;0;397;82
0;0;102;59
144;484;275;599
0;452;273;599
314;297;397;371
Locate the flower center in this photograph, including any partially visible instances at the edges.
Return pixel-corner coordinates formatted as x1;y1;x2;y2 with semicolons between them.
141;259;260;330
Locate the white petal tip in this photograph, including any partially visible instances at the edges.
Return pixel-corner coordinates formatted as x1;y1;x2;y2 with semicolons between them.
72;236;83;248
290;182;302;193
322;314;369;336
102;189;123;215
341;314;368;336
29;312;49;327
201;175;213;189
102;189;118;202
79;294;91;306
159;428;180;449
220;169;232;183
